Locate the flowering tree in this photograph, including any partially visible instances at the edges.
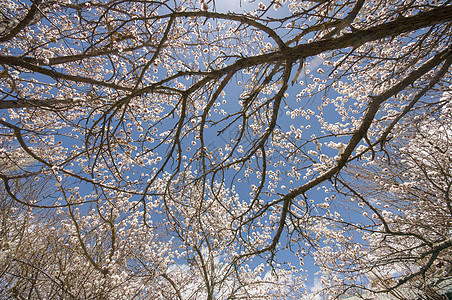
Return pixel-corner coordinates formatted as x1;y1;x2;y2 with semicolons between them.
0;0;451;298
323;92;452;298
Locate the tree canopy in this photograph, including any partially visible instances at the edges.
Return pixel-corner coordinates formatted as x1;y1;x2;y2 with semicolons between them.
0;0;451;298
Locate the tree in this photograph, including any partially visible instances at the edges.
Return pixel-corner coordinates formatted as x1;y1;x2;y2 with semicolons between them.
324;92;452;299
0;0;451;298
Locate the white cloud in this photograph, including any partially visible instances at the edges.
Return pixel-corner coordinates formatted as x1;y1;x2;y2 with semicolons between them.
301;277;323;300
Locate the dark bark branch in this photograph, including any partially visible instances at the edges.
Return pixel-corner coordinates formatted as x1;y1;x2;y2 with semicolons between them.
0;0;43;42
0;98;76;109
160;273;183;300
0;55;132;92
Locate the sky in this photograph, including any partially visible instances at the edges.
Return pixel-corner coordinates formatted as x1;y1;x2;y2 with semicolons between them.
214;0;255;13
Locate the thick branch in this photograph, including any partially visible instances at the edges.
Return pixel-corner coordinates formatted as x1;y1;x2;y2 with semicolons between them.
0;98;75;109
0;55;132;92
0;0;43;42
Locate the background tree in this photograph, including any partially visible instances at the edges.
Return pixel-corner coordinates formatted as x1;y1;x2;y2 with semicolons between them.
321;92;452;298
1;0;451;298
